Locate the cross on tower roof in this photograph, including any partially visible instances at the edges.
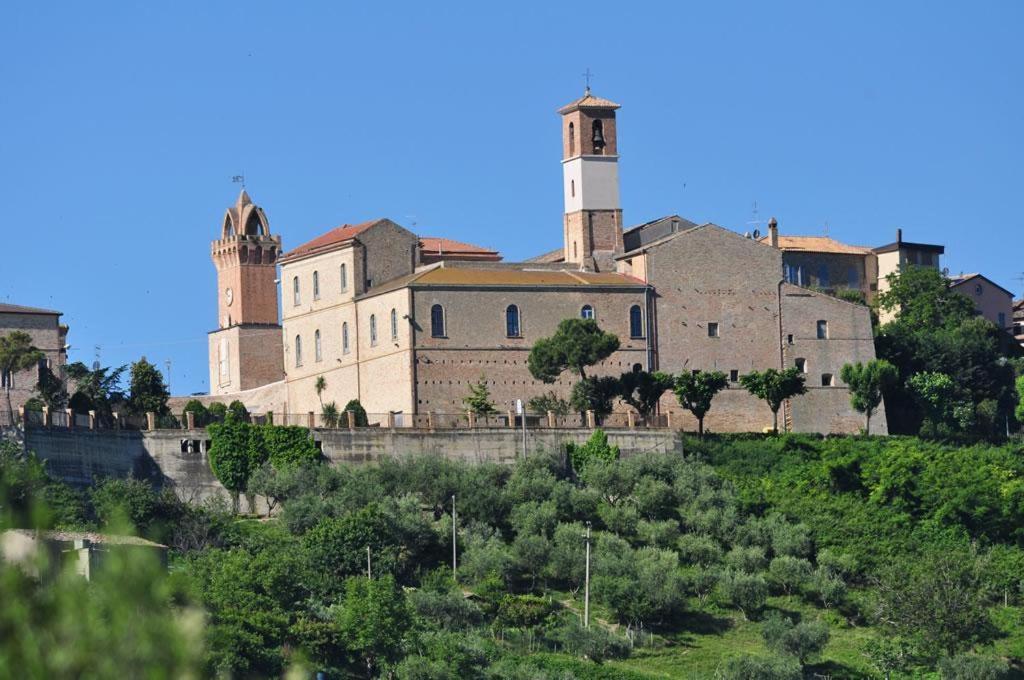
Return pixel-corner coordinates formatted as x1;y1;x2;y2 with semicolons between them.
582;68;594;94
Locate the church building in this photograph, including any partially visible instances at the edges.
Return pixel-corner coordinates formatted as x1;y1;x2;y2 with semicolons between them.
204;88;884;434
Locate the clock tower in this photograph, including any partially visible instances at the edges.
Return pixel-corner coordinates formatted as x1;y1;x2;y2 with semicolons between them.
207;190;284;395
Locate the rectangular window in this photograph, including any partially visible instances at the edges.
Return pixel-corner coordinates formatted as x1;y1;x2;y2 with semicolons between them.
692;369;700;376
340;263;348;292
787;334;794;344
997;312;1006;329
795;358;806;373
707;322;719;338
729;369;738;382
0;370;12;389
816;320;828;339
821;373;833;386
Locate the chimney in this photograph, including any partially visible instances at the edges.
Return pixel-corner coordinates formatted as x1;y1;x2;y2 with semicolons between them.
768;217;779;248
896;228;903;244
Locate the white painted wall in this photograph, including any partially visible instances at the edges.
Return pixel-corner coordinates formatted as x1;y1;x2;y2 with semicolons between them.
563;156;620;212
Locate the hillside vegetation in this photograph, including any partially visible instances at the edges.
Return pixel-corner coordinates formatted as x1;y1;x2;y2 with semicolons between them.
1;433;1024;678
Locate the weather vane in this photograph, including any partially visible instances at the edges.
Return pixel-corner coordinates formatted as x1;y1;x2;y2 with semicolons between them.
232;174;246;189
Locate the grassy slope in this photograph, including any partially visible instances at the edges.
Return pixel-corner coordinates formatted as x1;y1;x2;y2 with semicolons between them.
608;596;876;679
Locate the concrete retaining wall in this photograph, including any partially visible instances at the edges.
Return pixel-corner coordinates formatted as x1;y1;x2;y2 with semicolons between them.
23;427;683;509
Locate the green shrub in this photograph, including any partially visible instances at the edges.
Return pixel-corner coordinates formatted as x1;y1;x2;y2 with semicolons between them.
719;569;768;620
937;654;1009;680
343;399;369;426
716;654;801;680
566;428;620;474
761;613;830;666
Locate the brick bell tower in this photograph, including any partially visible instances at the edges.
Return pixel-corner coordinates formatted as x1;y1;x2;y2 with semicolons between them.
559;88;624;271
207;190;284;395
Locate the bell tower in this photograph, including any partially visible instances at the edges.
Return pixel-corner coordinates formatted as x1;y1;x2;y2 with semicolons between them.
207;190;284;395
559;89;623;271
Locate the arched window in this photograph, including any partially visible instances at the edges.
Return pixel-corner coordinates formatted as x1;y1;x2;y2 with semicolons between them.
431;304;446;338
314;329;322;361
505;304;520;337
340;263;348;292
573;241;578;259
313;271;320;300
294;335;303;367
239;245;248;264
390;308;398;340
292;277;300;306
369;314;377;346
266;248;276;263
592;119;605;153
342;322;350;354
629;305;643;338
580;304;595;320
568;121;575;155
253;246;262;264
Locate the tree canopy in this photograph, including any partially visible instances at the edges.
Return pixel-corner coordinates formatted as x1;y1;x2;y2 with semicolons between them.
840;359;897;435
674;370;729;437
527;318;619;382
739;368;806;433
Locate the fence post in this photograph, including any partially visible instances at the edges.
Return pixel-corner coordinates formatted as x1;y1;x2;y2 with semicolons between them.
387;412;395;430
112;411;120;430
66;408;74;429
627;411;636;429
346;410;355;430
42;406;50;427
185;411;195;430
146;412;156;430
666;411;673;430
88;410;97;430
467;410;475;429
17;406;25;426
307;411;315;428
586;410;596;429
506;410;514;428
427;411;435;431
547;410;555;428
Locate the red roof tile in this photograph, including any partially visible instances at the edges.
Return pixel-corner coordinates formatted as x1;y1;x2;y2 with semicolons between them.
281;219;381;262
419;237;499;257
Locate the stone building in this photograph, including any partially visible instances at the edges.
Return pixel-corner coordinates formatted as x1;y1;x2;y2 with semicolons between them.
1014;299;1024;348
204;88;887;433
948;273;1015;331
0;303;67;423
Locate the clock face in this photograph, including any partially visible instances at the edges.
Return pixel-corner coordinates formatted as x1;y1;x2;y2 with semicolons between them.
225;287;234;306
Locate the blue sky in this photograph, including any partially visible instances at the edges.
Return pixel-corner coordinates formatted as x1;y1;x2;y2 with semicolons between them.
1;2;1021;395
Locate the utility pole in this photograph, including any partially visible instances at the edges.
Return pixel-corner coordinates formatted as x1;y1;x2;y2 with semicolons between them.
584;521;592;628
451;494;457;580
366;545;371;579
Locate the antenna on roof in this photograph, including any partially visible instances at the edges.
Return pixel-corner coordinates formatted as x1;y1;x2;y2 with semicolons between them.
92;345;101;372
823;220;830;237
746;200;763;236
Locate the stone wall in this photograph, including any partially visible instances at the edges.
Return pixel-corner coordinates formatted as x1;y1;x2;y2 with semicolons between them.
23;427;683;510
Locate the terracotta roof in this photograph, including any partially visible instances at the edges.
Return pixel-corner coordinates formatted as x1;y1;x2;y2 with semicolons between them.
360;265;646;299
557;90;621;114
0;302;60;315
760;235;872;255
413;267;643;287
419;237;500;257
280;219;382;262
4;529;166;548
